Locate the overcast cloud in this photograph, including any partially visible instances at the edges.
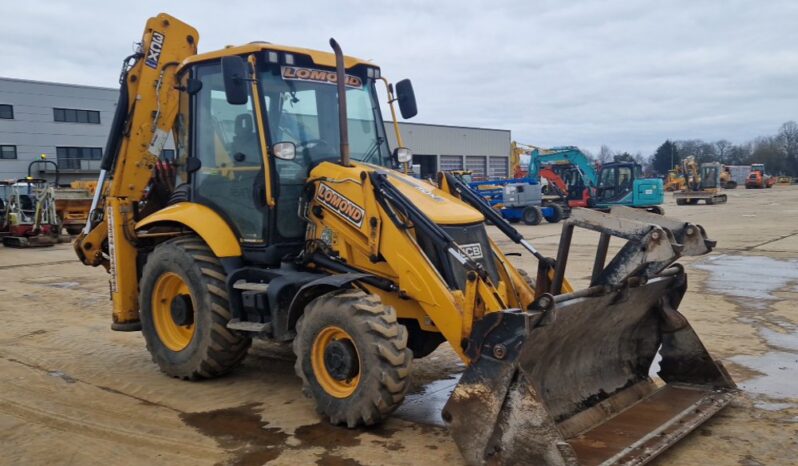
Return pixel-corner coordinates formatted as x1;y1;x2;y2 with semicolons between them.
2;0;796;155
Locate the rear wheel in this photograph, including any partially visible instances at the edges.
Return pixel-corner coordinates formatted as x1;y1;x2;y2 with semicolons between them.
139;236;251;379
522;206;543;225
676;198;687;206
293;290;412;427
545;204;564;223
648;205;665;215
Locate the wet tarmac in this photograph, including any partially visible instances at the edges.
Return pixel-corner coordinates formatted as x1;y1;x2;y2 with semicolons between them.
694;255;798;307
695;254;798;402
394;375;461;427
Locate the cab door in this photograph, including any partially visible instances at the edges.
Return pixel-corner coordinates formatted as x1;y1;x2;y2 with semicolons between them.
190;61;268;244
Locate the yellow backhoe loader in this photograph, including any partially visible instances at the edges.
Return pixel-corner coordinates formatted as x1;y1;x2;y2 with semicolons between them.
75;13;735;465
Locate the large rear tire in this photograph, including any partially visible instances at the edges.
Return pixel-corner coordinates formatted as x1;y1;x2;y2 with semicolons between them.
522;206;543;225
293;290;412;427
139;236;251;380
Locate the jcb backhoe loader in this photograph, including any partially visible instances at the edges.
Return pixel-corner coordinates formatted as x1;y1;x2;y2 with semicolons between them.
75;13;735;465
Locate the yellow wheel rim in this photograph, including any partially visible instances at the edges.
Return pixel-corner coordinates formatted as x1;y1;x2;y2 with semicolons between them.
152;272;196;352
311;326;361;398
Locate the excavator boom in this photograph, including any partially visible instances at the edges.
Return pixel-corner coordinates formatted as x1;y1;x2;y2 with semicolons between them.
74;14;198;327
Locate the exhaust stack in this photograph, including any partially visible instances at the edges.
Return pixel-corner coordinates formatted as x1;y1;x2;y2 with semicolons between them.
329;38;350;166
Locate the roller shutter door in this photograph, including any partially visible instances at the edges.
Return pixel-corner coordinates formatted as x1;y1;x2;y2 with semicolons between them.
440;155;464;172
489;156;508;179
466;156;487;180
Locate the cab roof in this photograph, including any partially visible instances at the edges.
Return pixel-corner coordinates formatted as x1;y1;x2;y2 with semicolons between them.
180;42;376;71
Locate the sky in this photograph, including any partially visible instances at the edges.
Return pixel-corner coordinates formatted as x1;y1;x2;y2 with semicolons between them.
1;0;797;155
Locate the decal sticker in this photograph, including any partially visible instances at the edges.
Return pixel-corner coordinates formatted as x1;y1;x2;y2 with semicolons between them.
281;66;363;89
107;207;117;293
148;128;169;156
145;31;165;69
316;183;365;227
460;243;484;260
385;171;445;202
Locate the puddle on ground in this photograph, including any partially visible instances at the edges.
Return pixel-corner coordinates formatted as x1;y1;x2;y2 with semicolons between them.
731;350;798;399
393;375;461;427
294;422;361;449
754;401;797;411
316;452;365;466
45;281;81;289
180;403;288;464
694;255;798;404
694;255;798;308
731;327;798;400
47;370;76;383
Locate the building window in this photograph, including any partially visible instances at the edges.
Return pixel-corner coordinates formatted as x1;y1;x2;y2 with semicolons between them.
54;108;101;124
56;146;103;169
0;104;13;119
0;145;17;159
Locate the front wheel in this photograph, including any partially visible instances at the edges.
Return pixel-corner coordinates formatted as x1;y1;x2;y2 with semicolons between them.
545;204;564;223
139;236;251;380
522;206;543;225
293;290;412;427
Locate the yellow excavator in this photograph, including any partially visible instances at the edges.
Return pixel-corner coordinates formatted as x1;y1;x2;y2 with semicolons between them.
75;13;736;465
674;156;729;205
664;166;686;192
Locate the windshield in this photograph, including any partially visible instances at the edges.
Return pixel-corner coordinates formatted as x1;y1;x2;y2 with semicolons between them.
258;61;391;167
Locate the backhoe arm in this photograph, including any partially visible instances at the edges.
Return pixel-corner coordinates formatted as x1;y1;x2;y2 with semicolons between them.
74;13;198;328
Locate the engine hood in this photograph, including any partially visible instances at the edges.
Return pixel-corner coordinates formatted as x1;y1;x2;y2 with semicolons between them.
377;168;484;224
347;162;482;225
307;161;484;225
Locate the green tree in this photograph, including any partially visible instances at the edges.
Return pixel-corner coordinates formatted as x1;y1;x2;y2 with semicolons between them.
651;140;678;175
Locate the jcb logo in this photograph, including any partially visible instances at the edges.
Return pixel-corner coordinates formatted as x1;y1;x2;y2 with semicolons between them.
460;243;484;260
145;31;165;69
316;183;365;228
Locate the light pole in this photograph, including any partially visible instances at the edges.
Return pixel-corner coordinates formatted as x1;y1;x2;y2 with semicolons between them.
670;142;674;169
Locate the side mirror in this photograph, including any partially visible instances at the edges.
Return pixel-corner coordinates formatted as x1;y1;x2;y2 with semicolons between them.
273;142;297;160
221;56;249;105
393;147;412;164
395;79;417;119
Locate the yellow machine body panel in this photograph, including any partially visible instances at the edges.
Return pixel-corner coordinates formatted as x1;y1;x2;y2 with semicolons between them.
135;202;242;258
304;161;533;359
180;42;372;73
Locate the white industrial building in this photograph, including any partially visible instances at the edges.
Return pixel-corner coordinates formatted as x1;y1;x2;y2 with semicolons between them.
0;76;510;184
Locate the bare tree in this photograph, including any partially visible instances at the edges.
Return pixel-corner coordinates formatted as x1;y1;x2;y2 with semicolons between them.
597;145;613;164
714;139;733;164
777;121;798;175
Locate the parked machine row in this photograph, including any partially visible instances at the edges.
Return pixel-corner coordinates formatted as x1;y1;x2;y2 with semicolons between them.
0;158;94;247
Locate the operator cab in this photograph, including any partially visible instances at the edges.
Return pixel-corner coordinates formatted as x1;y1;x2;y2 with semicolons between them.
172;46;413;265
595;162;641;202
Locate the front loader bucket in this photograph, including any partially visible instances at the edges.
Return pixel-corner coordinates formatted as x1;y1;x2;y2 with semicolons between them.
443;209;736;466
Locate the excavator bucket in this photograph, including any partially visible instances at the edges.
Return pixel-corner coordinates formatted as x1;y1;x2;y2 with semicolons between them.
443;208;736;466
